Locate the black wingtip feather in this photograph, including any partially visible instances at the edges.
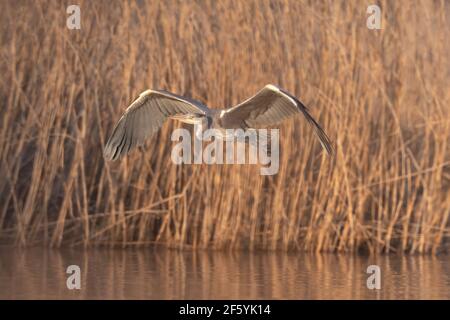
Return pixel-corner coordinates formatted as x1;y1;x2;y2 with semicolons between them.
103;116;128;162
292;96;334;157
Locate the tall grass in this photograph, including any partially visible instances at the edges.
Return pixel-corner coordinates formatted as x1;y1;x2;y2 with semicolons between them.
0;0;448;253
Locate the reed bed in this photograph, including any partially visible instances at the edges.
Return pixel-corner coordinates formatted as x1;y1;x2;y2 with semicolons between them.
0;0;449;253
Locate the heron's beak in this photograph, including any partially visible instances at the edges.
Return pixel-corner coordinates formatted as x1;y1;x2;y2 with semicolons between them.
170;114;202;124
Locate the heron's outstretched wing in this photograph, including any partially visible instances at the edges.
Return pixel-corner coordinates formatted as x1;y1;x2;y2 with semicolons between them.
104;89;209;161
221;84;333;155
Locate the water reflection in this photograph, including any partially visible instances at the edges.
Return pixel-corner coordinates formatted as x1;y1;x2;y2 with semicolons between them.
0;247;449;299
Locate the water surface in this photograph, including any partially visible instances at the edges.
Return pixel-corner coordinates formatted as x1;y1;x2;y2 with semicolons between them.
0;247;449;299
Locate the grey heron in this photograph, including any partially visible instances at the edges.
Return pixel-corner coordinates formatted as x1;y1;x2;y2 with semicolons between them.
103;84;333;161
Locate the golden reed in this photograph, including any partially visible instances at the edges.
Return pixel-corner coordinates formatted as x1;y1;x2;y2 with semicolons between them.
0;0;448;253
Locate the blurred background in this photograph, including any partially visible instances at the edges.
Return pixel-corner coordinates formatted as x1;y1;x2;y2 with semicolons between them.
0;0;449;255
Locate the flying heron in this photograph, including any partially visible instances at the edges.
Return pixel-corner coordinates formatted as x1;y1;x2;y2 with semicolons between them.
103;84;333;161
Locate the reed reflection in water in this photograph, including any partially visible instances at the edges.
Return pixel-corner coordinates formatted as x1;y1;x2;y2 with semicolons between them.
0;247;449;299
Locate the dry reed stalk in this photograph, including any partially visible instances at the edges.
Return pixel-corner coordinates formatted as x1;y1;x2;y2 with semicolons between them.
0;0;448;253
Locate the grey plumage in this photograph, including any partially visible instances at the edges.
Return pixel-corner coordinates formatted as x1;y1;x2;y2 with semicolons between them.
103;84;333;161
103;89;208;161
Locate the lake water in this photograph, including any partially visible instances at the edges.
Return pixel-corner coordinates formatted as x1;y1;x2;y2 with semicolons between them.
0;247;449;299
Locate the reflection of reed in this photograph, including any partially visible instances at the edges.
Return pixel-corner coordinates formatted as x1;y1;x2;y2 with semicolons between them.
0;248;449;299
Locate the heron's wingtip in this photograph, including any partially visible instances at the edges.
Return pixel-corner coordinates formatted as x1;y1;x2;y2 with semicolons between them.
324;143;335;157
103;144;118;162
